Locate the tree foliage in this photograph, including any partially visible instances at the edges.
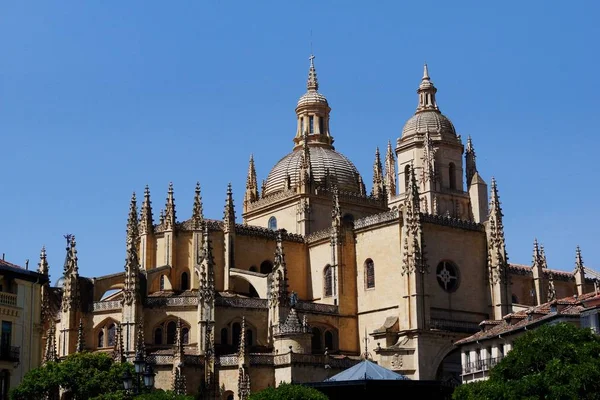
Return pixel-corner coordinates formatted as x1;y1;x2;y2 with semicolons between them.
10;352;133;400
453;322;600;400
249;383;328;400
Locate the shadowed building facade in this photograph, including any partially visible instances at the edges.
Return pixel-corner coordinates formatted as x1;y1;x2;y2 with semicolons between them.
40;57;595;398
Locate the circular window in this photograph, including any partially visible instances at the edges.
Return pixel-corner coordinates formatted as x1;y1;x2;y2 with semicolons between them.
436;261;459;292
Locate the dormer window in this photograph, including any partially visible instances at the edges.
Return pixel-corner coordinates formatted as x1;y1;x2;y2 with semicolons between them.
309;116;314;133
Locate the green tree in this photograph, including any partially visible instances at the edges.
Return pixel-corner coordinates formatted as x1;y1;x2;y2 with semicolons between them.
10;352;133;400
453;322;600;400
249;383;328;400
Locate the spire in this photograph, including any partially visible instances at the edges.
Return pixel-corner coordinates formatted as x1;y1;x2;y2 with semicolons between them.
122;231;140;306
307;54;319;91
416;63;439;113
270;230;289;308
299;131;313;185
371;147;384;200
244;155;259;206
331;185;342;223
39;246;51;323
487;178;509;290
223;183;236;232
38;246;49;276
488;178;505;241
135;319;146;358
139;185;154;235
238;317;247;367
164;182;176;230
43;321;58;364
199;224;216;302
384;140;396;199
62;235;79;312
540;245;548;269
575;245;585;273
76;318;85;353
126;192;139;243
174;317;184;359
465;136;478;186
191;182;204;230
406;164;421;214
532;238;542;268
112;323;125;362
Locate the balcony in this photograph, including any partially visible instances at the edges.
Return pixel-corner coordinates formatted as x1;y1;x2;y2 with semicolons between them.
462;356;503;375
0;346;20;363
0;292;17;307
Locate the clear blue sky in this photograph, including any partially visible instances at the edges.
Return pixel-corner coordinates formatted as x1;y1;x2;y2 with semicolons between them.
1;1;598;282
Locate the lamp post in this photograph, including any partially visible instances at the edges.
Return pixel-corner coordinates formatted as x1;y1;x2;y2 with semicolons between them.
123;351;155;396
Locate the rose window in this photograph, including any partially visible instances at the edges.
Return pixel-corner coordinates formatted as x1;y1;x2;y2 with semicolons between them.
436;261;459;292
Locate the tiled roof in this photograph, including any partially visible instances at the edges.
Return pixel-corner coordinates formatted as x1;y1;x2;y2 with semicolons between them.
0;259;24;269
455;292;600;345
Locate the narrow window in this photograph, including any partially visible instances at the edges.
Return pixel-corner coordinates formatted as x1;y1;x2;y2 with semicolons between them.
311;327;322;352
220;328;228;345
449;162;456;190
159;275;165;291
300;117;304;134
232;323;241;349
365;259;375;289
404;165;411;191
154;327;163;345
182;327;189;344
97;330;104;348
324;330;334;350
324;265;333;297
166;321;177;345
268;216;277;231
309;116;314;133
1;322;11;349
107;323;116;347
319;117;324;134
181;272;189;291
246;330;253;347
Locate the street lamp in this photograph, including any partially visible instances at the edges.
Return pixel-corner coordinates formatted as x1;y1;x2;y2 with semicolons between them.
123;353;155;395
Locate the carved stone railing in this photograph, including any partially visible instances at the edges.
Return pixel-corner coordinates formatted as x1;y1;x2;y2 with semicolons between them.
429;318;481;334
420;214;484;232
0;292;17;307
215;297;268;309
218;354;238;366
235;225;304;243
146;353;202;365
246;189;296;212
274;353;358;369
305;228;331;244
295;301;338;315
91;300;121;312
354;209;400;230
145;296;199;308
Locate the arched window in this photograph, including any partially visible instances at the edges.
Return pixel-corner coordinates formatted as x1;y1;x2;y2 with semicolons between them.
166;321;177;345
181;272;189;291
449;162;456;190
324;265;333;297
404;165;411;191
309;116;314;134
311;327;322;352
182;327;189;344
260;260;273;274
221;328;228;345
300;117;304;134
159;275;165;291
232;323;241;349
365;259;375;289
268;217;277;231
249;266;257;272
107;324;116;347
246;330;253;347
97;331;104;348
324;330;334;350
154;328;163;345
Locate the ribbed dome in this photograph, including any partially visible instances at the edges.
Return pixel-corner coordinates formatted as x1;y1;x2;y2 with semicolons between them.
297;91;328;107
401;111;456;139
264;146;362;196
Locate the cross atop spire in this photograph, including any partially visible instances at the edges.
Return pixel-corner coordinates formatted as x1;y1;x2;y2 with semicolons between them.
575;245;585;273
416;63;439;113
127;192;139;243
244;155;259;206
164;182;176;230
307;54;319;91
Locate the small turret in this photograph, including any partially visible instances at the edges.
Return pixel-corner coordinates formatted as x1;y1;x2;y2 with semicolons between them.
575;246;586;296
416;64;439;113
531;239;547;305
244;155;259;210
191;182;204;230
164;183;176;231
223;183;236;233
465;136;477;187
371;147;385;200
126;192;139;243
139;185;154;235
384;140;397;200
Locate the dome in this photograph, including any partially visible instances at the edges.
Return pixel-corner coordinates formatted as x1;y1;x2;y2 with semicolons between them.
297;91;328;107
401;111;456;139
264;146;362;196
55;275;65;288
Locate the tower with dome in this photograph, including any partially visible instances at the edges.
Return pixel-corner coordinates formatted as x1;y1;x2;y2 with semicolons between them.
39;56;595;397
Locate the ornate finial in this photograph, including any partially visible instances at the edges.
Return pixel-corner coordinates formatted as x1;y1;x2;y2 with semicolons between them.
127;192;139;242
122;231;140;306
135;319;146;359
139;185;154;235
331;185;342;221
238;317;247;364
175;317;184;360
43;320;58;364
307;54;319;91
465;136;478;186
38;246;49;275
362;328;371;360
164;182;176;230
372;147;384;200
192;182;204;230
575;245;585;273
224;183;236;232
199;223;216;302
76;318;85;353
540;245;548;269
112;323;125;362
416;63;439;113
385;140;396;200
244;156;259;206
532;238;541;267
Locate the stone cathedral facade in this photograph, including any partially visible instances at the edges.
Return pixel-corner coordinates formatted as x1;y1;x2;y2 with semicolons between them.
38;57;594;398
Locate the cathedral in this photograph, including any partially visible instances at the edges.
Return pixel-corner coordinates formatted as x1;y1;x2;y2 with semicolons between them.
38;56;595;398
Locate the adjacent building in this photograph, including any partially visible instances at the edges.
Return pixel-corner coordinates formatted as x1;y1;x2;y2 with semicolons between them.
39;56;595;398
0;257;48;399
